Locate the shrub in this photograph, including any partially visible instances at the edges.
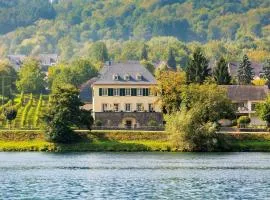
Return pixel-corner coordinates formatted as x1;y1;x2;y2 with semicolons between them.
237;116;251;127
95;120;103;127
147;119;158;127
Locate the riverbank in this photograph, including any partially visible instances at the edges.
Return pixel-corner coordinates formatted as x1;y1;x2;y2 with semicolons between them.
1;130;270;152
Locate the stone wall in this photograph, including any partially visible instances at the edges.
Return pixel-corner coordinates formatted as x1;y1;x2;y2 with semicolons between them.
94;112;164;129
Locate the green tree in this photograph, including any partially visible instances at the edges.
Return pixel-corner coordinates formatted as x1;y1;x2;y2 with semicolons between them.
140;60;155;74
89;41;109;62
256;95;270;126
0;61;17;99
167;48;176;70
3;107;17;129
237;54;254;85
213;57;231;85
186;48;210;84
140;44;148;60
43;85;93;143
16;58;46;94
262;59;270;87
166;84;234;151
155;71;186;114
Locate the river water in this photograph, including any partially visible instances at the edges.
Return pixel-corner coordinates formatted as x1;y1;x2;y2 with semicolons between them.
1;152;270;199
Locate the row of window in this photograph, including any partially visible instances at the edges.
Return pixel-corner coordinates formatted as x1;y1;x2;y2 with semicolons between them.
102;103;155;112
99;88;156;97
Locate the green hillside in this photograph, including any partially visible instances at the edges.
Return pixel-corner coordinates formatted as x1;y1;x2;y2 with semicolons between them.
0;0;269;62
0;94;49;129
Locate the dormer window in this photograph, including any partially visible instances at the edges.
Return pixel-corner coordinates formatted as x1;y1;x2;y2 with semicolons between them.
136;73;142;81
124;74;130;81
113;74;119;80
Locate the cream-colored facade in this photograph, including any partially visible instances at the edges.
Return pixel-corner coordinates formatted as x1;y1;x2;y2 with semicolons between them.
92;84;161;114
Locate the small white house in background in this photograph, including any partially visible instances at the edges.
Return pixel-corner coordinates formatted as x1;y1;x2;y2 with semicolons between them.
7;54;59;73
224;85;269;125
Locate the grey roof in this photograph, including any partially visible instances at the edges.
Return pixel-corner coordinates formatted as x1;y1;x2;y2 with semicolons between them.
93;62;157;85
38;54;58;66
7;55;26;71
228;62;263;77
79;77;98;102
224;85;269;101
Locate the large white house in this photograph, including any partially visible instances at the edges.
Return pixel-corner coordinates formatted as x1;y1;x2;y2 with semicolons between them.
91;61;163;129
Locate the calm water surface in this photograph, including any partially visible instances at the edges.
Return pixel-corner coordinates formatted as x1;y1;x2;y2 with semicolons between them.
1;152;270;199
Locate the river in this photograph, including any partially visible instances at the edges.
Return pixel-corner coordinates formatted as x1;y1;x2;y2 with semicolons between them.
1;152;270;199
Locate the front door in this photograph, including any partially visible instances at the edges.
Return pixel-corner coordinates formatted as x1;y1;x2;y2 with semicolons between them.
126;120;132;129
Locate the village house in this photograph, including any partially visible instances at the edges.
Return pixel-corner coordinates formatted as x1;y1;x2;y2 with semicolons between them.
8;54;59;72
225;85;269;125
90;61;163;129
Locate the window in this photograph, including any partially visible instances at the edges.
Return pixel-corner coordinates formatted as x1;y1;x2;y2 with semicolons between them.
125;104;131;112
125;88;131;96
113;88;120;96
113;104;119;112
113;74;119;80
102;104;108;112
148;103;154;112
137;88;143;96
136;73;142;81
124;74;130;81
99;88;108;96
136;103;143;112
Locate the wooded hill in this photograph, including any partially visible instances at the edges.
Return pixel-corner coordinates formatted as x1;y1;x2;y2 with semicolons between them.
0;0;269;62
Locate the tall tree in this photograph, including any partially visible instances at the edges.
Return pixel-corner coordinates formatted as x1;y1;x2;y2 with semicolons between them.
89;41;109;62
43;85;93;143
262;59;270;87
0;61;17;98
16;58;46;94
140;44;148;60
167;48;176;70
186;48;210;84
237;54;254;85
213;57;231;85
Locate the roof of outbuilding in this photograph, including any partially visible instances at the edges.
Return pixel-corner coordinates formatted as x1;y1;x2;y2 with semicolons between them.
224;85;269;101
93;62;157;85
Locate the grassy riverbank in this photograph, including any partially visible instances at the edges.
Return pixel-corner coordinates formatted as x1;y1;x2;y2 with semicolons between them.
0;130;171;152
1;130;270;152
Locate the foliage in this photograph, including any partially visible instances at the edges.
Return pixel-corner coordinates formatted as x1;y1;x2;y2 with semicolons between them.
95;120;103;127
140;44;148;60
237;55;254;85
252;78;267;86
42;85;93;143
0;0;55;34
140;60;155;74
237;116;251;127
89;42;109;62
167;48;176;70
34;94;43;128
16;58;46;94
3;107;17;129
49;59;97;91
0;60;17;94
20;94;33;127
256;96;270;125
213;57;231;85
0;1;269;61
262;59;270;87
186;48;210;84
147;119;158;127
155;71;186;114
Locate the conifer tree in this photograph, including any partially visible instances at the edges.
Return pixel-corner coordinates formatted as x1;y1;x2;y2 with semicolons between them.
140;44;148;60
167;48;176;70
186;48;210;84
213;57;231;85
262;59;270;87
237;55;254;85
